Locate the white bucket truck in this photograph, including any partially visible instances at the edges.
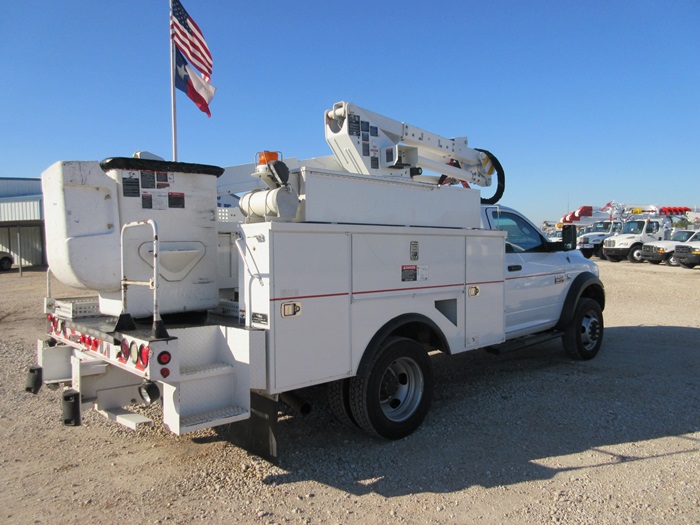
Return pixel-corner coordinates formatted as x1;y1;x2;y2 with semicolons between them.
577;220;622;259
27;102;605;457
602;211;673;263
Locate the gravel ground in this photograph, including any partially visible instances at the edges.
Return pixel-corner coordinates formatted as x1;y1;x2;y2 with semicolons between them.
0;262;698;524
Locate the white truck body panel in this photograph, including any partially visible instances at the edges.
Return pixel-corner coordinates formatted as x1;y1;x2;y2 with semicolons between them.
238;221;506;393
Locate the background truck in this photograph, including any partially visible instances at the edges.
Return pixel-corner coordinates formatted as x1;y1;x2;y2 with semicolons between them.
577;220;622;259
602;215;673;262
641;230;700;266
27;102;605;457
675;237;700;269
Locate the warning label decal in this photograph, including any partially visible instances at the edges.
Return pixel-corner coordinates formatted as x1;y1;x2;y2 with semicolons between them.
402;265;428;282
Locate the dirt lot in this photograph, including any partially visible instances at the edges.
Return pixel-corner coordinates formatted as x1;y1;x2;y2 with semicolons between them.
0;261;698;524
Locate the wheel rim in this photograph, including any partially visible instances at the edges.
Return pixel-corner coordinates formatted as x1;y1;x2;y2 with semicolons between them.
580;311;602;351
379;357;424;422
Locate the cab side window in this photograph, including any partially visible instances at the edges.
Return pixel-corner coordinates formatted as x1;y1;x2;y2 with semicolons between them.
646;222;659;234
491;211;546;253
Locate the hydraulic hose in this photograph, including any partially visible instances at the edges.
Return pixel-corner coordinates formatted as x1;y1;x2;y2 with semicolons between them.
474;148;505;205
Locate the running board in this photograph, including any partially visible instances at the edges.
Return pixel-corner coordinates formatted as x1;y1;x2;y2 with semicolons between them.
485;331;563;355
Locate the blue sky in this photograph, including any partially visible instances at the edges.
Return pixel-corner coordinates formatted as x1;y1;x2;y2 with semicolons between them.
2;1;698;225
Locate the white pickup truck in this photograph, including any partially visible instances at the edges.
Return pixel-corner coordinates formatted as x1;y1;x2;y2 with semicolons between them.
641;230;700;266
675;236;700;269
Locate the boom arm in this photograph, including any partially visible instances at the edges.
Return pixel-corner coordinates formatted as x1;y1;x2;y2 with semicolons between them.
324;101;496;187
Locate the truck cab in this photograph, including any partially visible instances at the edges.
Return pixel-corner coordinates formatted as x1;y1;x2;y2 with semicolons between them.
482;206;597;338
577;220;621;259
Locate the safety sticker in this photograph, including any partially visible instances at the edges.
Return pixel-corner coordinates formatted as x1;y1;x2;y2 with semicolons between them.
402;265;428;282
140;171;156;189
168;192;185;208
122;171;140;197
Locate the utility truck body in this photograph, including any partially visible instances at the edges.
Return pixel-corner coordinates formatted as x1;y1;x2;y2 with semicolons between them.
28;102;605;454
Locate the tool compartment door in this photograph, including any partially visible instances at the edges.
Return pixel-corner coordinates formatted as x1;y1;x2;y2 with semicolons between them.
464;230;506;350
268;228;352;392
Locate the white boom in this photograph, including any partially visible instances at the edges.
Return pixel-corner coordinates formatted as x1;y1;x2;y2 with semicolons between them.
324;101;496;187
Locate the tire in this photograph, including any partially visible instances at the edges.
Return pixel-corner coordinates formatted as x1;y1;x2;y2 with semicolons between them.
563;298;604;360
580;249;593;259
0;257;11;271
666;254;680;267
327;379;359;428
596;247;607;261
678;261;697;269
348;337;433;440
606;255;622;262
627;245;644;263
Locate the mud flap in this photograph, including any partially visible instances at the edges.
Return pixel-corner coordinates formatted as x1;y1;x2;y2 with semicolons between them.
223;393;279;464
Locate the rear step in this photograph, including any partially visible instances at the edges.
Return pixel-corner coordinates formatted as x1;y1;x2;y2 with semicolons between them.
179;406;249;434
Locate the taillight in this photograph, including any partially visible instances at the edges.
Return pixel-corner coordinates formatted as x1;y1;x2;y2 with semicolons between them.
120;339;130;360
139;345;150;367
157;351;171;365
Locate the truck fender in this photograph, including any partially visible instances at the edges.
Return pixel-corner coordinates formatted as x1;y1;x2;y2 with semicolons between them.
355;313;449;378
555;272;605;331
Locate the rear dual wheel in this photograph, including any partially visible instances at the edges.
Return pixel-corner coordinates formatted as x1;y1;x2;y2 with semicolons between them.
334;337;433;440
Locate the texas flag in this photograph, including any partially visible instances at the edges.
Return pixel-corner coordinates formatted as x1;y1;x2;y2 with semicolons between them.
175;49;215;117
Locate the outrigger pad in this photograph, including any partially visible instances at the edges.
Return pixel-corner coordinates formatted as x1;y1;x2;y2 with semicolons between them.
62;389;81;426
25;366;42;394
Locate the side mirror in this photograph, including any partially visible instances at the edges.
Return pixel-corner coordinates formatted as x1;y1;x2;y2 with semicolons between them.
562;224;577;251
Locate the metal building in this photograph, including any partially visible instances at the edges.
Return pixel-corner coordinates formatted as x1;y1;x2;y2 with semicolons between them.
0;178;44;267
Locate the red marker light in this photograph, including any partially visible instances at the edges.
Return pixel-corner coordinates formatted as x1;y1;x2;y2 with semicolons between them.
139;345;150;367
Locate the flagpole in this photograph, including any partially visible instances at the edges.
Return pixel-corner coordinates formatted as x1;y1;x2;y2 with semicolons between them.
169;0;178;161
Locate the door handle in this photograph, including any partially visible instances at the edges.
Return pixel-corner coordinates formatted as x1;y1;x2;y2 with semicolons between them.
508;265;522;272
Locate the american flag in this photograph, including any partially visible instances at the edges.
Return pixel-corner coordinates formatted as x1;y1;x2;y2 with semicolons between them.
170;0;213;82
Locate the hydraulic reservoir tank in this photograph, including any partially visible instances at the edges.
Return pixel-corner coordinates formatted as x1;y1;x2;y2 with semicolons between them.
42;158;224;318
